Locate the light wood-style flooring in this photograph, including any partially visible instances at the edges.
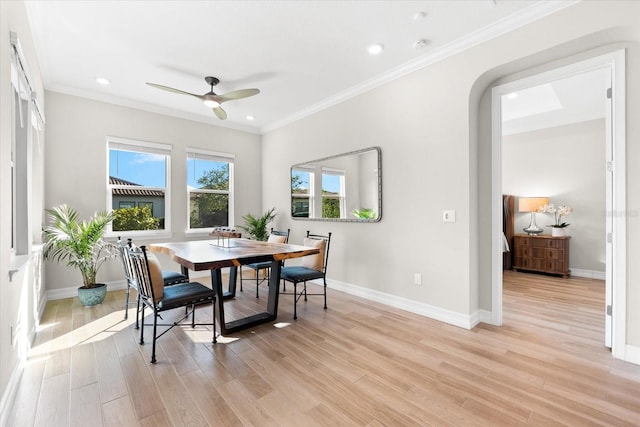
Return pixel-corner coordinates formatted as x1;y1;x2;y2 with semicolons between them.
7;271;640;426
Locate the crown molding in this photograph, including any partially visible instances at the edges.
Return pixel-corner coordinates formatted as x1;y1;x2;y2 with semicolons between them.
261;0;579;134
46;84;262;135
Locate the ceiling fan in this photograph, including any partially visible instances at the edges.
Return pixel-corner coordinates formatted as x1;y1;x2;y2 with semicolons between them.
146;76;260;120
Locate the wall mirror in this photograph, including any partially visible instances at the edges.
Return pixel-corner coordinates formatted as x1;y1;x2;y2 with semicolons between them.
291;147;381;222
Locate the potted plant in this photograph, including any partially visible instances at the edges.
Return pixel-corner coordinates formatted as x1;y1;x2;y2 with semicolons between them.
538;203;573;236
43;204;118;306
238;207;276;241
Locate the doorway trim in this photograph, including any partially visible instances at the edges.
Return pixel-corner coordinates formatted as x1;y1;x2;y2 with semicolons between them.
490;50;627;359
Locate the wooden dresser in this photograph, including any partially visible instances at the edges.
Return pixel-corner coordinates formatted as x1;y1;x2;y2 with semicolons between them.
512;234;570;277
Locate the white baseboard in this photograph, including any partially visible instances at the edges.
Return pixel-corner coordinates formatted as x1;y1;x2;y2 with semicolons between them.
570;268;606;280
0;358;24;427
624;344;640;366
46;279;128;301
323;278;476;330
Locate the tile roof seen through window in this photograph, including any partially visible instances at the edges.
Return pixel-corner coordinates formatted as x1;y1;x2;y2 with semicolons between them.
110;176;164;197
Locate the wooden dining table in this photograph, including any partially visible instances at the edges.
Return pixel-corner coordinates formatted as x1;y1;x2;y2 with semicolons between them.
148;238;319;335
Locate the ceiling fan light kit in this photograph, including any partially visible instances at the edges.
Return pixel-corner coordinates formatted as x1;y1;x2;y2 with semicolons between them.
146;76;259;120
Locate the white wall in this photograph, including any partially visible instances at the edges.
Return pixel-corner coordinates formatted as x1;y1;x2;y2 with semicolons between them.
44;92;262;291
263;1;640;349
503;119;606;274
0;1;47;422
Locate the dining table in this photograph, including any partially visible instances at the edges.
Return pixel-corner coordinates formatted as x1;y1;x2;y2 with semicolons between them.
148;238;319;335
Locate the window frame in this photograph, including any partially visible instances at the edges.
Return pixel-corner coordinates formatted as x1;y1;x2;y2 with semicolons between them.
291;167;315;218
321;167;346;219
185;147;235;234
106;136;172;238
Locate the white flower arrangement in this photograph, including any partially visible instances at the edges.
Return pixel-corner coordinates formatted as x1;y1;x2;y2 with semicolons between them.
538;204;573;228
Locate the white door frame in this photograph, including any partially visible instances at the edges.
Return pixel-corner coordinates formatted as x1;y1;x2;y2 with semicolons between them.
490;50;627;359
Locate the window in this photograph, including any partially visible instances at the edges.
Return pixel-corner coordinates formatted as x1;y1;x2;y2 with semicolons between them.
187;149;234;231
291;168;313;218
321;168;345;219
107;137;171;234
10;31;44;257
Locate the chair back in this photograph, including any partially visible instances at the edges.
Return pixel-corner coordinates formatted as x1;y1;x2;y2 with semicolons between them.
117;237;136;286
126;245;158;305
305;231;332;274
269;228;290;244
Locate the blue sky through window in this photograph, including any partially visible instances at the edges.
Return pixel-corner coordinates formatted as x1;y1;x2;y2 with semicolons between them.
109;150;166;187
322;174;340;193
187;159;228;189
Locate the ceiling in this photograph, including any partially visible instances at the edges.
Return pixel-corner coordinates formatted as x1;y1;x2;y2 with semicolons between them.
502;68;608;135
25;1;574;134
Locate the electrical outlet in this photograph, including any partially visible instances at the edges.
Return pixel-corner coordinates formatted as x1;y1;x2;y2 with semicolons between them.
414;273;422;285
442;210;456;223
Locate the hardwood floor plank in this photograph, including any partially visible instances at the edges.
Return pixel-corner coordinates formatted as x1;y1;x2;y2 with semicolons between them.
102;395;140;427
146;346;209;427
7;272;640;427
69;382;103;426
182;369;244;427
94;336;128;403
217;379;278;426
34;373;70;427
70;343;97;390
120;352;165;420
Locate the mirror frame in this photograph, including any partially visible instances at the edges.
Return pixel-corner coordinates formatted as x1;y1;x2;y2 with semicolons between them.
290;146;382;222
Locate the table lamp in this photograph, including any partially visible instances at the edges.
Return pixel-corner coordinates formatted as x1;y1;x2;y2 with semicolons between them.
518;197;548;235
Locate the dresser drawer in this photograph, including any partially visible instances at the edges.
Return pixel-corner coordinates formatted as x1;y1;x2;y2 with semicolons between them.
532;238;565;249
512;234;570;277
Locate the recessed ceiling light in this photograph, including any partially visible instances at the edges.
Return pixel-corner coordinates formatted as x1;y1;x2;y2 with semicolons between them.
368;44;384;55
506;92;518;99
95;77;110;85
246;115;255;121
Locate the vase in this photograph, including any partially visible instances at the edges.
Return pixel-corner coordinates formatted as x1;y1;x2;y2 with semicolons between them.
77;283;107;306
551;227;568;237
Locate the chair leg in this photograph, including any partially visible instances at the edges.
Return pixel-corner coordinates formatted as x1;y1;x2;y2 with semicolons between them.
240;266;244;292
212;299;217;344
124;284;131;320
255;269;260;298
135;292;141;329
303;281;308;301
151;311;158;364
139;304;145;344
293;282;298;320
323;278;327;309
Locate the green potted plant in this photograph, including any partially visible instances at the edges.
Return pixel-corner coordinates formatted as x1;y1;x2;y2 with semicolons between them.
238;207;276;241
43;204;118;306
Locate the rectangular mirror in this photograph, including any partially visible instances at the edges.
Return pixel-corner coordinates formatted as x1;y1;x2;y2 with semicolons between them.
291;147;381;222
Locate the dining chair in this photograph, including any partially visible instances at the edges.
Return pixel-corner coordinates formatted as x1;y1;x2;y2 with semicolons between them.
117;237;189;328
280;231;332;319
126;245;217;364
240;228;290;298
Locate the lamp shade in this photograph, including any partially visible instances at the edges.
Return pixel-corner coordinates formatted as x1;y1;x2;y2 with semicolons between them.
518;197;548;213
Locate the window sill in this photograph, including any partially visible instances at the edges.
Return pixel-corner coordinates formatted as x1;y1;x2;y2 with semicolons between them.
105;230;173;241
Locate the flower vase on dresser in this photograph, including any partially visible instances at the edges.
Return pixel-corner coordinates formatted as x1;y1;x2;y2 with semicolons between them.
538;203;573;238
551;227;568;237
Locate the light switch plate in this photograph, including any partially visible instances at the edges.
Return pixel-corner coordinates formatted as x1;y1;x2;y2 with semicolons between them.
442;210;456;223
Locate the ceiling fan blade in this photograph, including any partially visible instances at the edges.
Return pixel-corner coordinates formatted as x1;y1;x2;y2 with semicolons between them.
146;82;204;100
213;106;227;120
217;88;260;102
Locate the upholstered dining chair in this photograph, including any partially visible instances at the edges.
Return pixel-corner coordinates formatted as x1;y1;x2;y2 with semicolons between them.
280;231;332;319
117;237;189;328
240;228;290;298
126;245;217;364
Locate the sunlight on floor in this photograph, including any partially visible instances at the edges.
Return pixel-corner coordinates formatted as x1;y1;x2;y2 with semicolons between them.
29;309;137;357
